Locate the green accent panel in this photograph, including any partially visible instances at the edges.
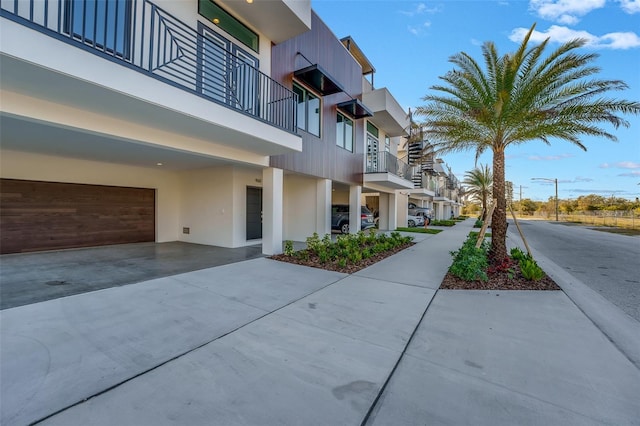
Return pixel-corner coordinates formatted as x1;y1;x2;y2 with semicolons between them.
367;121;379;138
199;0;259;52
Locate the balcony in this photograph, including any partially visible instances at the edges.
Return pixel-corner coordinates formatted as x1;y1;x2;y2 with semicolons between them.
0;0;298;136
362;88;409;137
364;151;414;190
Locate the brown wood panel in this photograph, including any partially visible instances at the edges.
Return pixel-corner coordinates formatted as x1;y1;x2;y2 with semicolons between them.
0;179;155;254
270;11;364;185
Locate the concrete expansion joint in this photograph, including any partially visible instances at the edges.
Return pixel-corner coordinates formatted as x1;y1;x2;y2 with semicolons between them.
359;288;441;426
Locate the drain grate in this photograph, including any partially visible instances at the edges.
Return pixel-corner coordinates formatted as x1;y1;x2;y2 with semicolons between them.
45;280;70;286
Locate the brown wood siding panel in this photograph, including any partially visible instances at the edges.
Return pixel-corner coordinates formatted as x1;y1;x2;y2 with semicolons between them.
270;11;364;185
0;179;155;254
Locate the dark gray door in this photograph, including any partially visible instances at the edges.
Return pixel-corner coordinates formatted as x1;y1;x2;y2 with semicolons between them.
246;187;262;240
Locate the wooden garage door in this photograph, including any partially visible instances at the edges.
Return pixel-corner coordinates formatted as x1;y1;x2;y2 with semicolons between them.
0;179;155;254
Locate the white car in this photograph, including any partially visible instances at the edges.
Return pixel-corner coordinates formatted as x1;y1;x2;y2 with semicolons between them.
407;214;426;227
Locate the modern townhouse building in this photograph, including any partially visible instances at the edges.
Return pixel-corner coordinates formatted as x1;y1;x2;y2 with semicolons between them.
269;11;372;241
401;126;464;220
340;37;416;230
0;0;312;255
269;12;418;240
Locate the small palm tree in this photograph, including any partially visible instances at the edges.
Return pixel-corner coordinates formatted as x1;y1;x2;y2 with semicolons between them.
463;165;493;221
416;24;640;261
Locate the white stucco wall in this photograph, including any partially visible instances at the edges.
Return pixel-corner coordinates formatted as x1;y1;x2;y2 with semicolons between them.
179;165;266;248
0;150;181;243
283;175;319;241
179;166;235;247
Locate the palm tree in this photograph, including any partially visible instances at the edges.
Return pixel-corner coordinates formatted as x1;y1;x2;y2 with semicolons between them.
463;165;493;221
416;24;640;261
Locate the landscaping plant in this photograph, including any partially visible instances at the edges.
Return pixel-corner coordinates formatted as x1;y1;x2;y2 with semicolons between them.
449;234;490;282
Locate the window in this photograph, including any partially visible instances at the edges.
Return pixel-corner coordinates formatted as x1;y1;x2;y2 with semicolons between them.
199;0;259;53
65;0;132;57
293;83;321;136
336;112;354;152
385;136;391;152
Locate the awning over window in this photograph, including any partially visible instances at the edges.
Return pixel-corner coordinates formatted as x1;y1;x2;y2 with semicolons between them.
337;99;373;119
293;64;344;96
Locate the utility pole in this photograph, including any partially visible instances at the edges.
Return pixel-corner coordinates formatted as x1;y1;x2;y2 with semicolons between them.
531;178;558;221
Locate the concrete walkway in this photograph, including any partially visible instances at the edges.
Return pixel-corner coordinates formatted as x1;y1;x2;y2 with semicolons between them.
1;220;639;425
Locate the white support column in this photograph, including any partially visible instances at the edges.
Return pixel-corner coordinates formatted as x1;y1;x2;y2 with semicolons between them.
262;167;283;255
316;179;332;236
436;202;444;221
378;192;389;230
349;185;362;234
388;191;399;230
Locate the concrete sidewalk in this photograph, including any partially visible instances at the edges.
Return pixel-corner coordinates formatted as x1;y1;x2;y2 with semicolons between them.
2;219;639;425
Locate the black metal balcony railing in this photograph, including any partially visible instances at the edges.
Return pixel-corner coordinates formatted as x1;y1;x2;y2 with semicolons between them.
366;151;412;180
0;0;297;133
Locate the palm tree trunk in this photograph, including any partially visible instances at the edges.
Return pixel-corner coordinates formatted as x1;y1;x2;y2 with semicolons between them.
490;147;508;261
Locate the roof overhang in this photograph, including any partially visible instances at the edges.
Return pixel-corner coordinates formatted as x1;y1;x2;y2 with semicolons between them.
340;36;375;75
337;99;373;120
294;64;344;96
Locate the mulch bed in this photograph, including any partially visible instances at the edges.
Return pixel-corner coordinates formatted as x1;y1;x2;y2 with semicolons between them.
440;262;561;290
269;242;415;274
271;242;561;291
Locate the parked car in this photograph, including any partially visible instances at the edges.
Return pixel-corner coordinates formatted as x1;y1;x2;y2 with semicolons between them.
407;214;425;227
413;210;432;225
408;202;433;225
331;205;375;234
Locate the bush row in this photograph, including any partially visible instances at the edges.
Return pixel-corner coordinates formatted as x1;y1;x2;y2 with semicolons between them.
284;231;413;268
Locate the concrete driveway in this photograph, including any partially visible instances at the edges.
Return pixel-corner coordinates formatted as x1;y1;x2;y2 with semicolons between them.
0;242;264;309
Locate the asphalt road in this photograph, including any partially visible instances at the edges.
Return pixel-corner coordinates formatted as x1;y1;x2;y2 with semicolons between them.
509;219;640;322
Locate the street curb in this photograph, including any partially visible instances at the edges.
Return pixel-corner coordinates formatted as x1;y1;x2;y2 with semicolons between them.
507;229;640;371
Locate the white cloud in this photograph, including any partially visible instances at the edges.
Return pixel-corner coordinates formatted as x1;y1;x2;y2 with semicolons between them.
399;3;441;17
617;0;640;14
615;161;640;168
529;0;605;24
599;161;640;169
619;171;640;177
509;25;640;49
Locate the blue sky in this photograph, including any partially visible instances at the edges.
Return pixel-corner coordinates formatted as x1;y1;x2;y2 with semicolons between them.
312;0;640;202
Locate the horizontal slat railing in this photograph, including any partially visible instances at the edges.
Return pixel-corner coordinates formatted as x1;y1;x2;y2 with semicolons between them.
0;0;297;133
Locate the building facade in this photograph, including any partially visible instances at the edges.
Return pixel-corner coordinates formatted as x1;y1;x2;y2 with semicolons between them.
0;0;461;256
0;0;311;255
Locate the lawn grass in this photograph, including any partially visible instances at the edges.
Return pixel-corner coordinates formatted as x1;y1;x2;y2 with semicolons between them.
395;227;443;234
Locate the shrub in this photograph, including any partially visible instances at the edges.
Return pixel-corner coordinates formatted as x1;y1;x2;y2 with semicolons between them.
286;231;414;269
509;247;527;262
284;240;295;256
474;219;483;228
449;235;489;281
520;258;545;281
431;220;457;226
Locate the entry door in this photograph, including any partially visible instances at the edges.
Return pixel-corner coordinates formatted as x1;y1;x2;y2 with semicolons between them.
367;133;379;172
246;187;262;240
